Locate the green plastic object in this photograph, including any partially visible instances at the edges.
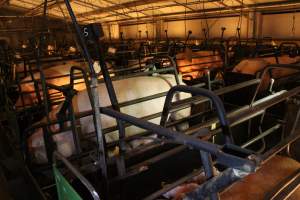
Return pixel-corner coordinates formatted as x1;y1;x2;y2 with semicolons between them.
53;167;82;200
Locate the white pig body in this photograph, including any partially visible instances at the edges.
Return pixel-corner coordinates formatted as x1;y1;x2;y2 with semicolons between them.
28;74;191;163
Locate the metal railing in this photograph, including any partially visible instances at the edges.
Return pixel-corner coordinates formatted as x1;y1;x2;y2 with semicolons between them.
53;151;100;200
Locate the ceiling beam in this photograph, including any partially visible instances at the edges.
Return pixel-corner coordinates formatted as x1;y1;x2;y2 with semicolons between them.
82;3;244;24
174;1;196;11
102;0;150;17
25;0;74;16
233;0;251;9
77;0;172;18
75;0;133;20
215;1;249;18
25;2;49;16
77;0;220;20
46;0;69;10
0;0;9;8
86;0;300;24
82;0;220;21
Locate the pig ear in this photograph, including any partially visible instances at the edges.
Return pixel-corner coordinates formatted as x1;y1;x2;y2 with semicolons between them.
93;61;101;74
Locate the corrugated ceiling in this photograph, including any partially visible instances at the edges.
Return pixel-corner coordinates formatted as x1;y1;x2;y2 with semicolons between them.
3;0;300;25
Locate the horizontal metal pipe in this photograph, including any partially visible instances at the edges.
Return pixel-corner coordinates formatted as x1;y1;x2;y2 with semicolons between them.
176;54;221;60
169;79;260;114
82;81;255;142
161;85;229;127
261;126;300;163
25;79;260;132
100;107;257;171
182;90;293;137
241;124;282;148
177;60;223;68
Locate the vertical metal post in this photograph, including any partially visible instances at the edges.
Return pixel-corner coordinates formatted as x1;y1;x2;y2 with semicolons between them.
200;151;219;200
206;70;213;110
167;55;180;85
92;32;126;177
16;75;25;108
237;28;241;45
224;41;228;69
38;0;50;112
120;32;124;41
28;63;42;105
43;126;56;162
23;59;27;77
68;96;82;154
202;28;207;46
63;0;108;195
108;25;112;42
109;32;112;42
185;30;192;48
165;30;168;43
34;0;56;162
221;27;226;41
207;70;212;91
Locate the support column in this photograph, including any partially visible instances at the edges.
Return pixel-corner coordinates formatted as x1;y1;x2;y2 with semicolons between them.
155;19;163;40
109;23;120;39
248;11;255;39
250;11;263;39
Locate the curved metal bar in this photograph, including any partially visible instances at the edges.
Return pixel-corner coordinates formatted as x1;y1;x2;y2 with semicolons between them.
70;66;93;103
100;107;257;172
53;151;100;200
160;85;232;143
151;55;180;84
251;64;300;105
279;42;299;53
